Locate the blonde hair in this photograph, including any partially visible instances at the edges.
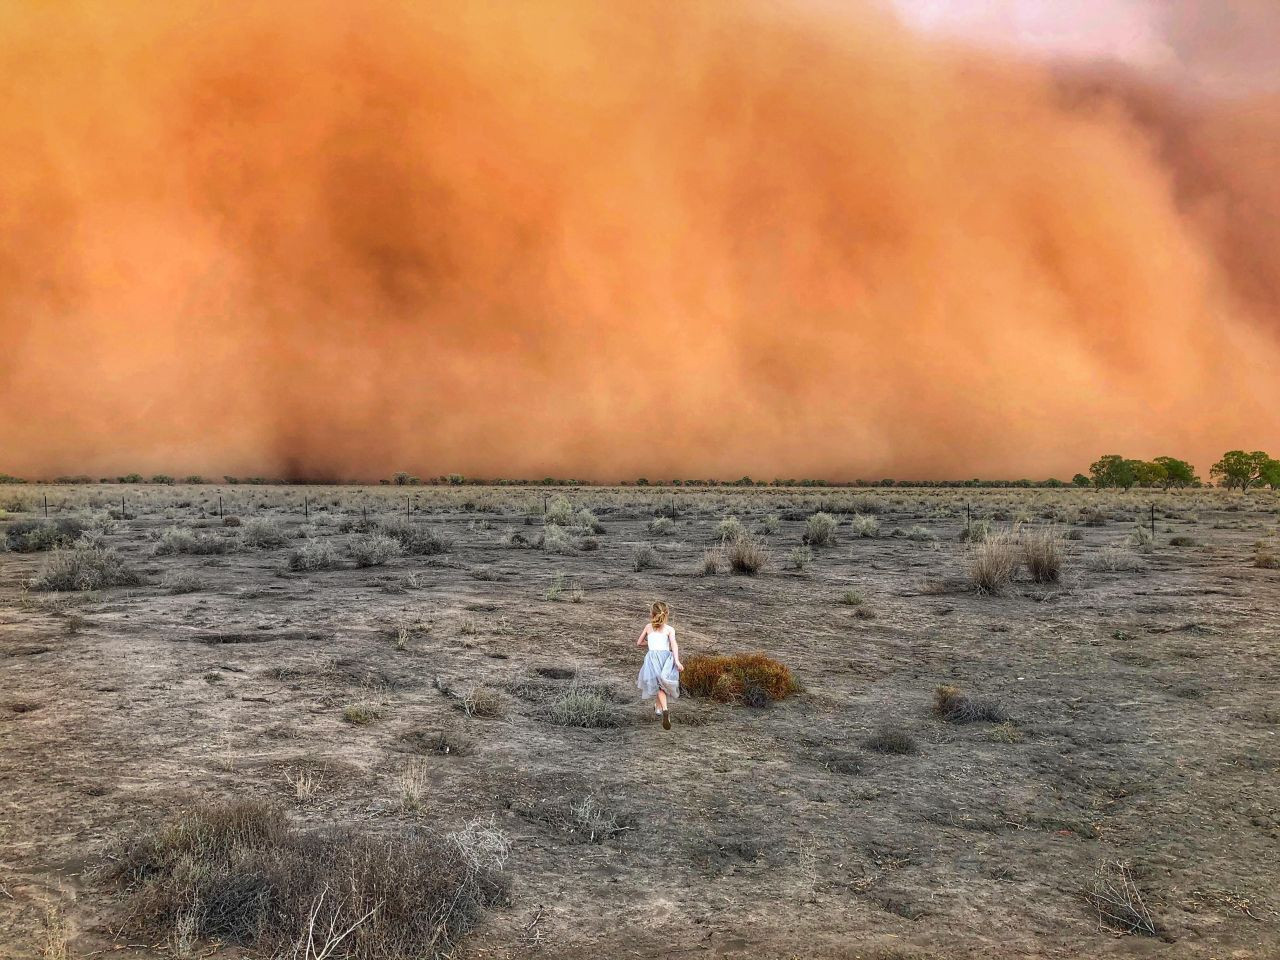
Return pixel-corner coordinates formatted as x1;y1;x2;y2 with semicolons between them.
650;600;670;630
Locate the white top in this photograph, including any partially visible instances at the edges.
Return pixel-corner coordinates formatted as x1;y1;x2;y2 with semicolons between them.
646;624;675;652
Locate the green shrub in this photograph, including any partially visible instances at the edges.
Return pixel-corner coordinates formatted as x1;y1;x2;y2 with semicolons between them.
715;516;747;542
155;526;230;556
238;518;289;549
802;512;837;547
849;514;879;538
378;520;453;555
632;545;660;571
5;518;85;552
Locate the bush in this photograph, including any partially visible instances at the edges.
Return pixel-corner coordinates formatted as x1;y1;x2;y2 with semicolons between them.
933;685;1009;724
575;508;605;534
715;516;747;543
99;801;508;959
849;514;879;538
632;545;660;571
544;685;621;728
788;545;812;570
343;703;381;725
164;571;208;594
288;539;339;571
1256;539;1279;569
760;514;781;535
726;536;766;574
155;526;230;556
378;520;453;556
863;726;918;755
346;533;402;567
1023;528;1066;583
31;548;144;592
905;525;936;542
966;533;1020;594
681;653;798;704
958;518;990;543
1129;525;1154;553
5;518;85;552
700;548;723;575
1169;535;1197;547
542;525;576;555
801;512;837;547
647;516;675;536
460;687;506;719
840;589;866;606
544;496;574;526
1089;543;1144;572
238;518;288;549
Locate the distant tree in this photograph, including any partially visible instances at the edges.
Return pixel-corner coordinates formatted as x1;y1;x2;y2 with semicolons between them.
407;476;421;485
1261;457;1280;490
1089;455;1135;490
184;475;205;485
447;474;465;486
1071;473;1091;487
1131;461;1168;488
635;478;649;486
1210;450;1271;491
1043;477;1064;488
224;476;241;484
150;474;175;485
118;473;143;484
1152;456;1196;489
392;472;411;486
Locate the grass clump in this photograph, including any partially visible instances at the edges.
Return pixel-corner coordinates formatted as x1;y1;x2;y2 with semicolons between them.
346;533;402;568
1022;528;1066;583
99;800;509;959
715;516;747;543
5;518;86;552
31;548;144;592
726;536;767;574
681;653;799;704
760;514;781;535
238;518;289;549
788;545;812;571
541;524;576;555
905;525;936;542
862;726;918;755
155;526;230;556
849;514;879;538
288;539;339;571
1255;539;1279;569
1168;535;1197;547
544;685;621;728
700;548;723;575
801;512;837;547
460;687;506;719
632;545;660;572
647;516;675;536
933;685;1009;724
163;571;208;595
378;520;453;556
966;532;1020;594
342;703;381;725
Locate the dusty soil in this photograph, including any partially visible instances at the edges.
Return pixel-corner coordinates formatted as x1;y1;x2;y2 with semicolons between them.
1;484;1278;959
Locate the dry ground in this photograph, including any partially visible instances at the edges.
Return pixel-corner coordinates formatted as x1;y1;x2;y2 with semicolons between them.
1;484;1278;959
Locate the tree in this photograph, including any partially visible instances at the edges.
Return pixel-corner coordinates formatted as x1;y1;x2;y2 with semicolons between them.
1071;473;1091;487
1260;457;1280;490
1152;456;1196;489
1210;450;1271;491
1089;455;1136;490
1131;461;1168;488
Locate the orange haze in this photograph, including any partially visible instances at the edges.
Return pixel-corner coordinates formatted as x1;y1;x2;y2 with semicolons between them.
1;0;1278;481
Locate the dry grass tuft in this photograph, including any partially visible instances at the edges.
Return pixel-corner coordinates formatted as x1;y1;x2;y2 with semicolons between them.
966;533;1020;594
801;512;837;547
862;726;918;755
726;536;767;574
1022;528;1066;583
31;547;144;592
681;653;798;704
933;685;1009;724
99;800;509;959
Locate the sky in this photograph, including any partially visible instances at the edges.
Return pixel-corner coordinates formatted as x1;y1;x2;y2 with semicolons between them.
0;0;1277;482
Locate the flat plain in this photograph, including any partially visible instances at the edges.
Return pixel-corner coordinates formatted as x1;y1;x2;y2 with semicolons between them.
1;484;1277;959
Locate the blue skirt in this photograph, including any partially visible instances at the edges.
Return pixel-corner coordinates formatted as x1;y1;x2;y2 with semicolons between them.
637;649;680;700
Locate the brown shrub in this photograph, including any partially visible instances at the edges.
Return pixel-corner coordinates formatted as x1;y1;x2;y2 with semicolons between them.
99;801;509;959
725;536;767;574
933;684;1009;724
682;653;798;704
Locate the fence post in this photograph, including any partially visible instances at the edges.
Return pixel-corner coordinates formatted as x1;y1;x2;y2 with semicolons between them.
218;495;223;519
1150;503;1155;541
406;496;410;521
121;496;126;520
44;494;48;518
304;496;309;521
966;501;971;538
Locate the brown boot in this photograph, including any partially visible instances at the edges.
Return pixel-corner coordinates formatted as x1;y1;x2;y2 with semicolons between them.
661;709;671;730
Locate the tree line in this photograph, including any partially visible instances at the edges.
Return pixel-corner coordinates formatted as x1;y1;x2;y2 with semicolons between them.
1084;451;1280;491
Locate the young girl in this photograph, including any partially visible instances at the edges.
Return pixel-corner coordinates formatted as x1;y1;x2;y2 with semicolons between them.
636;600;683;730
